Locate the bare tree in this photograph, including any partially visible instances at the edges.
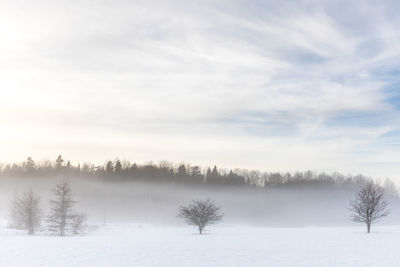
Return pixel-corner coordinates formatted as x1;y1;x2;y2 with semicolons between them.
350;182;390;233
9;190;41;235
71;213;88;235
178;199;223;234
48;182;75;236
9;193;23;229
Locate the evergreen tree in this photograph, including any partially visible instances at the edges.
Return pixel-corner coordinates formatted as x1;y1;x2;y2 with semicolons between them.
23;157;36;173
206;166;220;184
190;166;204;183
55;155;64;169
177;164;188;181
105;161;114;174
115;160;122;175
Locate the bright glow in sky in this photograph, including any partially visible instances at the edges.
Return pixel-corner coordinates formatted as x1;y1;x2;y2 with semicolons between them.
1;0;400;180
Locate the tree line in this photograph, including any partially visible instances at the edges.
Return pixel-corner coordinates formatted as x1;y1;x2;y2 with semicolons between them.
0;155;398;195
3;156;394;235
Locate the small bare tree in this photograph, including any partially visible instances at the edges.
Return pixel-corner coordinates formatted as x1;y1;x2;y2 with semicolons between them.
350;182;390;233
48;182;75;236
178;199;223;234
10;190;41;235
71;213;88;235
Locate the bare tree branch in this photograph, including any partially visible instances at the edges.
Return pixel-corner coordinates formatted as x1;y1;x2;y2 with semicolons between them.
349;182;390;233
178;199;223;234
48;182;75;236
71;213;88;235
9;190;41;235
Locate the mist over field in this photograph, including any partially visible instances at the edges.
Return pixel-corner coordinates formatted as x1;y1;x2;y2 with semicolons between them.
2;0;400;266
0;177;363;225
1;162;400;267
1;158;399;227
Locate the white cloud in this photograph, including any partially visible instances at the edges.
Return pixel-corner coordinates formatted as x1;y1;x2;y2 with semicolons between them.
1;0;400;180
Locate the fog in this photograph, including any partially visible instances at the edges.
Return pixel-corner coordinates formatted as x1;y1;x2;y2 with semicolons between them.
1;175;398;227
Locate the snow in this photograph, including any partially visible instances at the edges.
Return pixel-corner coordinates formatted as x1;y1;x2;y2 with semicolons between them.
1;223;399;267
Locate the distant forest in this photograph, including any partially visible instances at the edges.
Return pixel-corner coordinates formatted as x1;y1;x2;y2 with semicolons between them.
0;155;398;196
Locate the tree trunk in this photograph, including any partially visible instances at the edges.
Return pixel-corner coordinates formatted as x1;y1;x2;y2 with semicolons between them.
199;226;203;235
367;223;371;233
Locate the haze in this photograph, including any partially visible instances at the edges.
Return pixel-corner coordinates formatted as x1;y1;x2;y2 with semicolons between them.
2;2;400;266
1;0;400;181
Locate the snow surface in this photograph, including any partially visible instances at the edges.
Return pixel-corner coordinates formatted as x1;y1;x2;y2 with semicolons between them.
1;223;399;267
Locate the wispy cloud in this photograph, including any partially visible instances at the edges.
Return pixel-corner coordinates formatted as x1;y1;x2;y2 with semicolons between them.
1;0;400;179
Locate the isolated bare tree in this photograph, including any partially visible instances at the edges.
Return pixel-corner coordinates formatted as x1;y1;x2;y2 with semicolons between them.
10;190;41;235
350;182;390;233
48;182;75;236
71;213;88;235
178;199;223;234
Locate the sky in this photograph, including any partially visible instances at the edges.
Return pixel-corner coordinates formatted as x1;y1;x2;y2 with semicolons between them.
1;0;400;180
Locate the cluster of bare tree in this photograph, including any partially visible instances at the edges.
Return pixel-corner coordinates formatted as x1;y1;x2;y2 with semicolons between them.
178;181;392;235
1;156;397;235
10;181;88;236
7;177;394;235
1;156;397;196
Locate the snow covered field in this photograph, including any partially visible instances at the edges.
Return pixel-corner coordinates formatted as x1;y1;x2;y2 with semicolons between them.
1;224;399;267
